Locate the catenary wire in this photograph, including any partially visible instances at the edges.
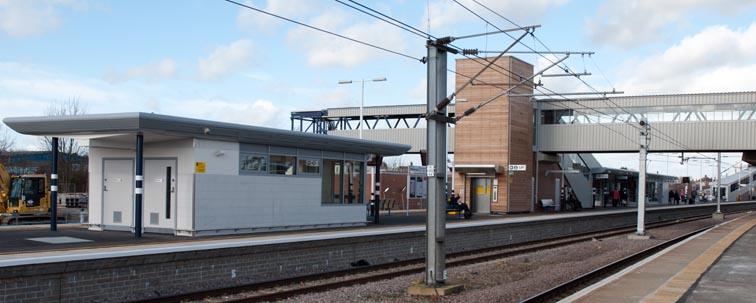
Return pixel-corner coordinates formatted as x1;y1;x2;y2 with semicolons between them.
466;0;702;154
336;1;708;158
223;0;424;63
459;0;704;153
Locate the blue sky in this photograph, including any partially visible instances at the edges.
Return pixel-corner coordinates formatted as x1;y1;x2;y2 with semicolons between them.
1;0;755;178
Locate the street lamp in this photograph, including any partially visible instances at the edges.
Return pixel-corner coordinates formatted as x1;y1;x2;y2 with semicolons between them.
338;77;387;139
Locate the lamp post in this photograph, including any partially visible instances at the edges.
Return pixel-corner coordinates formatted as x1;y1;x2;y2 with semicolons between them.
338;77;387;139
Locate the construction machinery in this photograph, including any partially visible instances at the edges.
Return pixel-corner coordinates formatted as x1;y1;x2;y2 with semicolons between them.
0;163;51;224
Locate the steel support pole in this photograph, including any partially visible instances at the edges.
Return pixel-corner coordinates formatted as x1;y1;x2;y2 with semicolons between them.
425;42;448;286
373;156;382;224
716;152;722;213
50;137;58;231
135;133;144;238
636;124;648;235
360;79;364;139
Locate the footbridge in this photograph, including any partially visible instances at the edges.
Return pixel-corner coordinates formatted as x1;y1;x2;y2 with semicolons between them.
292;91;756;156
536;91;756;153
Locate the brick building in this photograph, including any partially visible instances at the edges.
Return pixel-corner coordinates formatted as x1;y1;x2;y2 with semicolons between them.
452;56;534;213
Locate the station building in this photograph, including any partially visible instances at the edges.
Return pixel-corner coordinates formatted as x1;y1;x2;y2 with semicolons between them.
4;113;409;236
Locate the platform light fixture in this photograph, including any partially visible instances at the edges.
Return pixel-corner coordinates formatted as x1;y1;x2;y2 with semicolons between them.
338;77;387;139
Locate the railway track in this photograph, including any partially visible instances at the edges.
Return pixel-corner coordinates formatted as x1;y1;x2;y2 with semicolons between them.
138;211;736;303
518;226;710;303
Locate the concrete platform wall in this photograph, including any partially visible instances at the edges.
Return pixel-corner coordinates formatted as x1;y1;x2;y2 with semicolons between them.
2;203;755;303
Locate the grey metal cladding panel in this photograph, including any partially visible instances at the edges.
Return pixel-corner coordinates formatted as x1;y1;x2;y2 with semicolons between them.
538;92;756;110
345;153;364;160
323;151;344;159
3;113;141;135
538;120;756;152
270;146;297;155
140;113;411;155
5;112;410;155
539;124;638;152
298;148;321;157
240;143;268;153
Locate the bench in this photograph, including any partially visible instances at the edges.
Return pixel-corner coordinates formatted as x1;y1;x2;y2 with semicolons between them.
445;203;470;219
540;199;555;212
381;199;396;215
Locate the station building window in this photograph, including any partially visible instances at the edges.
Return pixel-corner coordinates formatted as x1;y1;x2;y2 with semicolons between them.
321;159;364;204
541;109;573;124
269;155;296;175
299;158;320;174
239;153;267;174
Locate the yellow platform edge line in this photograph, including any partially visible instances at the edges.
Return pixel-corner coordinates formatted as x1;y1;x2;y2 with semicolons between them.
642;216;756;303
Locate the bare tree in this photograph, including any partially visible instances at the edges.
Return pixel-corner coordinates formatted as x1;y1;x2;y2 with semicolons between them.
39;99;89;193
0;124;14;155
383;155;405;171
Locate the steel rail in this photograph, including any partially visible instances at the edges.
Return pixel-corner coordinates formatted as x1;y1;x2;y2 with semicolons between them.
138;211;739;303
518;225;714;303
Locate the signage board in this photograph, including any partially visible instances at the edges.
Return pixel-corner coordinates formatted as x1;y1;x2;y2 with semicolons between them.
508;164;527;171
195;162;206;173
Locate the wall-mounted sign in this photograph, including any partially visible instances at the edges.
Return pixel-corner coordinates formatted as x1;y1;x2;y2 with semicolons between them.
426;165;435;177
195;162;206;173
595;173;609;179
508;164;526;171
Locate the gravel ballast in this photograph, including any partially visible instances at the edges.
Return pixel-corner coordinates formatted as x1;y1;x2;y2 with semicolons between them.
190;215;740;303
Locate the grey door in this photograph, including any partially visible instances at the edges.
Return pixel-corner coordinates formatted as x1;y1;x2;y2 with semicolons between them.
143;159;177;231
103;159;134;229
471;178;492;213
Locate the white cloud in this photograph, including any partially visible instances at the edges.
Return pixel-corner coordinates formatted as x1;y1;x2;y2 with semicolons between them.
236;0;318;32
104;59;177;83
172;98;282;127
617;23;756;94
0;0;84;37
0;62;124;104
286;10;407;68
424;0;568;34
408;78;427;101
198;39;255;80
586;0;756;47
311;88;353;109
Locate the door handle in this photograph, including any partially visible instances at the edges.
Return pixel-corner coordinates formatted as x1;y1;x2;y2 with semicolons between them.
104;186;108;192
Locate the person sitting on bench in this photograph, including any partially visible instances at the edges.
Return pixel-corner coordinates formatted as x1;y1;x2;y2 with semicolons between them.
448;191;472;218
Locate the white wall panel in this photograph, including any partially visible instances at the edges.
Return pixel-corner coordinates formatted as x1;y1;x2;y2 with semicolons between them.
193;175;365;231
538;120;756;152
193;139;239;175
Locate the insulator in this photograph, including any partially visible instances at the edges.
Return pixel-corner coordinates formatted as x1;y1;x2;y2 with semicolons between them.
462;49;478;55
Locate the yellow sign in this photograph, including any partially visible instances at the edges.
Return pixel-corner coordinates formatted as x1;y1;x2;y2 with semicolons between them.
195;162;206;173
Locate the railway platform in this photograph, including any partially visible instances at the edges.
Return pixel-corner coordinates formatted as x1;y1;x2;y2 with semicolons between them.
1;203;754;303
564;213;756;303
0;202;684;255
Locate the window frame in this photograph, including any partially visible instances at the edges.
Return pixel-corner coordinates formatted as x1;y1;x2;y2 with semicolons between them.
298;158;322;176
239;152;268;175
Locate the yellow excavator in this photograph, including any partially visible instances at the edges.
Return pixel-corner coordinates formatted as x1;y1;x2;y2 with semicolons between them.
0;163;51;224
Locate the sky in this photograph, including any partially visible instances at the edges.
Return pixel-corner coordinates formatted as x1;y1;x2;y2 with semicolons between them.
1;0;755;179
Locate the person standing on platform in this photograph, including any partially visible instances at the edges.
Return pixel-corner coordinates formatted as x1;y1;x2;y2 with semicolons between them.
611;188;620;207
